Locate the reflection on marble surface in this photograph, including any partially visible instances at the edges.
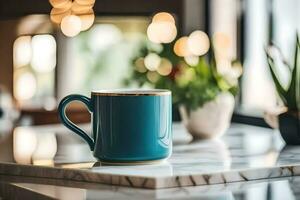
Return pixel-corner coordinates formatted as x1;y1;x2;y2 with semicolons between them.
1;123;300;189
13;127;57;165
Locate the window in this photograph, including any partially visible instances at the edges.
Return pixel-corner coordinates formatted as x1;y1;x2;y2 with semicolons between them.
210;0;300;118
56;16;150;99
242;0;299;115
13;16;150;109
13;34;56;110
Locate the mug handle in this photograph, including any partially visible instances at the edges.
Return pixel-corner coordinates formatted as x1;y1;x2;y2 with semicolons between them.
58;94;95;150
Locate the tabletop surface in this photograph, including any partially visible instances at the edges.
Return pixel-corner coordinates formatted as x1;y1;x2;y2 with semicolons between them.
1;122;300;190
1;174;300;200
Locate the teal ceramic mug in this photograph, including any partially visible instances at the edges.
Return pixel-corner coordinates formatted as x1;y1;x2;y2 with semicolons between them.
58;89;172;164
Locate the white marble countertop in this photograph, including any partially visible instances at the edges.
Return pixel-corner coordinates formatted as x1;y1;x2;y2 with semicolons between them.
1;122;300;189
4;175;300;200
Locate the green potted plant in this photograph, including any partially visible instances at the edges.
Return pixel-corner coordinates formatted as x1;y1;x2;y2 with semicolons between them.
266;35;300;145
124;12;242;139
125;31;242;139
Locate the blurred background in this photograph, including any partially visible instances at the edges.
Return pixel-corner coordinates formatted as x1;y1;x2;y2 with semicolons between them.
0;0;298;126
0;2;299;199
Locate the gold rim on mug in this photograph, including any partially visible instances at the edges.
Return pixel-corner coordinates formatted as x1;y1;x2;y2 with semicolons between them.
96;158;168;166
91;89;171;96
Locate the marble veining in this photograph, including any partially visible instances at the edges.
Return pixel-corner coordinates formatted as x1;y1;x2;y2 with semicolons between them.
9;176;300;200
1;123;300;189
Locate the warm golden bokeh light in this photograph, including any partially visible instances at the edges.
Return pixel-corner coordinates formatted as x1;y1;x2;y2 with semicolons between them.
147;22;161;43
147;22;177;44
71;1;94;13
49;0;96;36
61;15;82;37
77;10;95;31
134;57;147;73
174;36;192;57
152;12;175;24
157;58;172;76
49;0;72;9
146;71;160;83
187;30;210;56
159;22;177;43
50;7;71;24
147;12;177;44
144;53;161;71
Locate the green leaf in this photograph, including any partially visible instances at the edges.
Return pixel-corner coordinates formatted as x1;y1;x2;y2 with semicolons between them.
296;35;300;111
266;52;287;105
286;34;300;111
195;57;211;78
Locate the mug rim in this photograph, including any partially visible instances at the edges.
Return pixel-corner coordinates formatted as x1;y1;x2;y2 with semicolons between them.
91;89;171;96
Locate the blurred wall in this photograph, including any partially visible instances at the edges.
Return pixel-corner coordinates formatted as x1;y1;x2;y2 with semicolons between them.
0;20;18;94
183;0;206;34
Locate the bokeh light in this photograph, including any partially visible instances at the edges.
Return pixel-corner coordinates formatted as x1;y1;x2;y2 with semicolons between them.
152;12;175;24
184;55;199;66
60;15;82;37
32;132;57;164
43;97;57;111
13;128;57;166
31;35;56;73
15;72;37;100
147;22;177;44
49;0;96;36
49;0;72;9
50;7;71;24
231;61;243;78
147;12;177;44
144;53;161;71
174;36;192;57
13;36;32;68
78;9;95;31
157;58;172;76
147;22;162;43
187;30;210;56
157;22;177;43
146;71;160;83
74;0;95;6
72;1;94;13
13;128;37;164
134;57;147;73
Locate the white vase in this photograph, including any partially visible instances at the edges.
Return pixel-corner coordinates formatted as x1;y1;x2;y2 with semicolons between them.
179;92;235;139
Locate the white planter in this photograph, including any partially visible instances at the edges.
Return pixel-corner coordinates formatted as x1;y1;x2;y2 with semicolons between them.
179;92;235;139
